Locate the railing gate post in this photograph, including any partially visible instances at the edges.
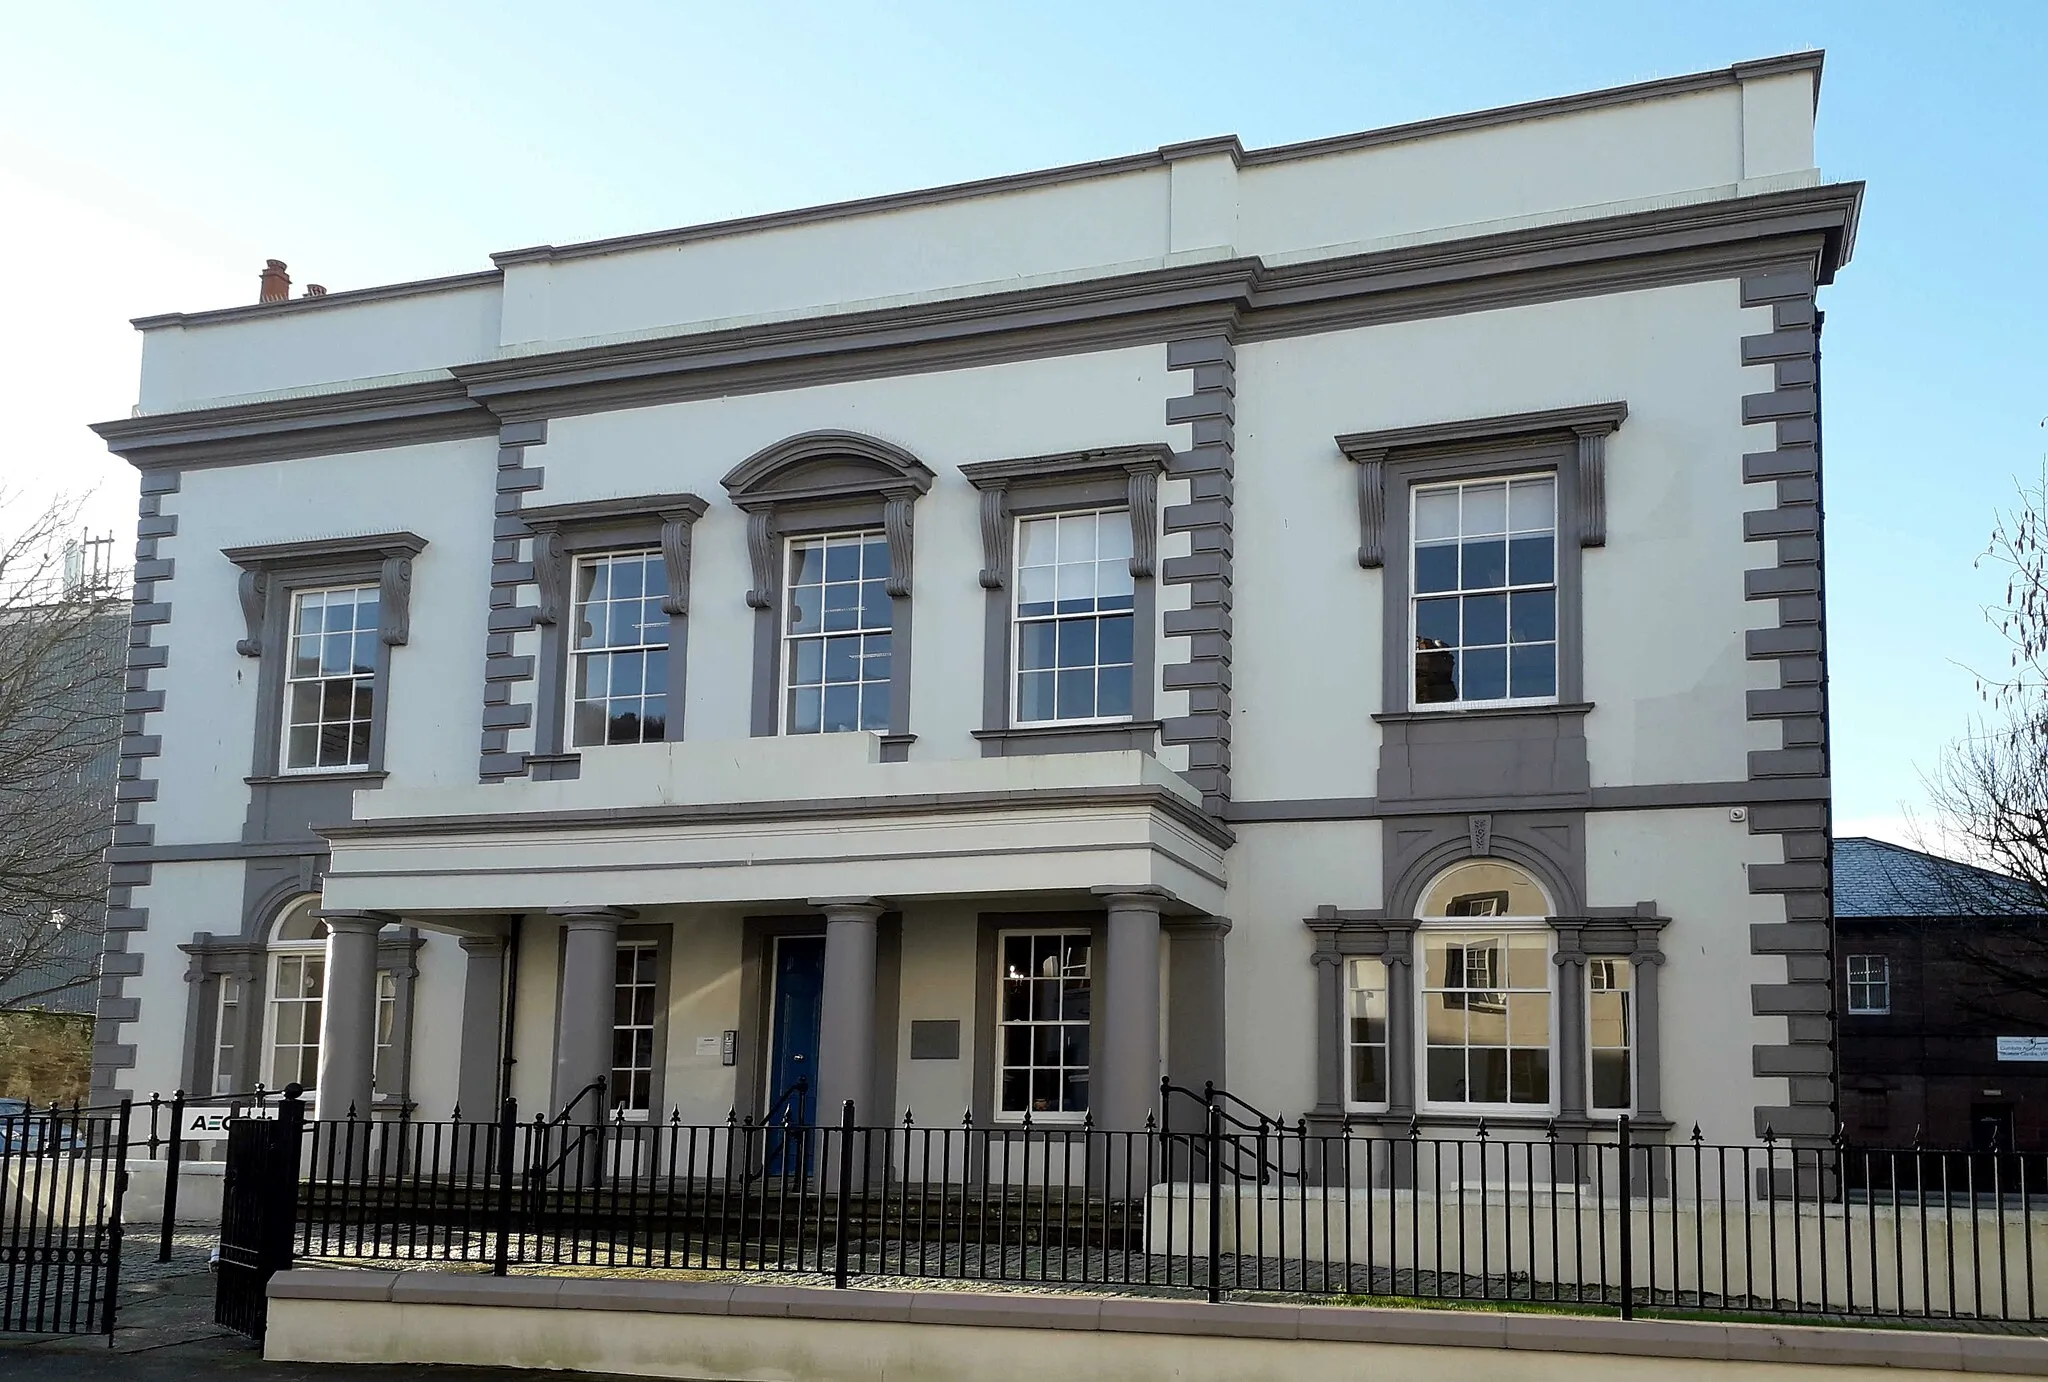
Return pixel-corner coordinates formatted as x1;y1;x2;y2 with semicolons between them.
1207;1101;1223;1304
159;1089;186;1262
494;1096;517;1278
834;1100;856;1290
1618;1113;1634;1320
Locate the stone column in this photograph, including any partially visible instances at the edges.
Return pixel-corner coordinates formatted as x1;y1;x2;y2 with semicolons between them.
457;932;509;1122
813;898;884;1124
1094;886;1168;1134
313;911;387;1122
550;908;630;1122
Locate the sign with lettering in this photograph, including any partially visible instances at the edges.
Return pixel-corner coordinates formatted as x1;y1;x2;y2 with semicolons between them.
1996;1037;2048;1062
179;1103;280;1141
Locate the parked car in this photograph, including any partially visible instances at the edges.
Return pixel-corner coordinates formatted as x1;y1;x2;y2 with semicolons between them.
0;1098;88;1154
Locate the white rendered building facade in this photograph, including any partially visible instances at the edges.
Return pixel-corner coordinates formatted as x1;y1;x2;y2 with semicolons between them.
92;53;1856;1149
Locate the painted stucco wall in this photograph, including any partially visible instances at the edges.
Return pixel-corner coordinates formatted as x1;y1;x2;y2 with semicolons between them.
135;281;501;412
1230;279;1783;805
531;346;1174;761
128;64;1815;413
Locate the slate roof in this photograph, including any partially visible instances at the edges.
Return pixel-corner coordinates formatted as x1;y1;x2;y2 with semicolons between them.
1833;837;2046;920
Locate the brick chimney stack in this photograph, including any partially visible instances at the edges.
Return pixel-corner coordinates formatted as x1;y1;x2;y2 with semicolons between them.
304;284;327;298
258;259;290;303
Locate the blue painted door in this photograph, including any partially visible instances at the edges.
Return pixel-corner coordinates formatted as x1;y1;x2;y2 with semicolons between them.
765;936;824;1173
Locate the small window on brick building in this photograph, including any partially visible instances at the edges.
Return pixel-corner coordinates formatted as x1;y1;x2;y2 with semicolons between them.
1847;954;1890;1015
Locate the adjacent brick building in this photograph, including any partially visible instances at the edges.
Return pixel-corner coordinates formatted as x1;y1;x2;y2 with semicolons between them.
1836;837;2048;1151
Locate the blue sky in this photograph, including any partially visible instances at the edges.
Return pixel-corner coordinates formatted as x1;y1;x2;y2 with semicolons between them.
1;1;2041;838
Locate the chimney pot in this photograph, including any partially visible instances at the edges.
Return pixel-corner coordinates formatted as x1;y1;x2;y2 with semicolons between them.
259;259;291;304
304;284;327;298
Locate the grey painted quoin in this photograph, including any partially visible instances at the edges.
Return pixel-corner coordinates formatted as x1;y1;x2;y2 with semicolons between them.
90;53;1852;1171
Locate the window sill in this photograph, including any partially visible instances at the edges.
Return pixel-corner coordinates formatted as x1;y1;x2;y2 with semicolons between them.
525;752;582;782
246;770;389;786
974;720;1160;758
1373;702;1593;725
1339;1109;1673;1136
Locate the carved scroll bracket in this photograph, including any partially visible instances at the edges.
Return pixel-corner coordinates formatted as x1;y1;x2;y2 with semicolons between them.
235;567;267;658
379;555;414;646
977;485;1011;590
1125;463;1159;579
1351;448;1387;570
744;510;778;610
1573;424;1613;549
530;530;563;626
883;489;917;598
658;508;699;617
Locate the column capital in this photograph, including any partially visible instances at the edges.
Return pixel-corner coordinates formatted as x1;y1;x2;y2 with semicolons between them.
1164;914;1232;938
1092;884;1177;914
808;897;887;924
314;908;397;936
547;906;636;930
459;934;508;957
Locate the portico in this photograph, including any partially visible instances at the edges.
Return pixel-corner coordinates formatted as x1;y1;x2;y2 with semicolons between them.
305;736;1229;1132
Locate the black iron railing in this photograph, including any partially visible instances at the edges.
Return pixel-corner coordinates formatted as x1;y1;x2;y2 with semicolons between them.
256;1098;2048;1323
0;1100;131;1337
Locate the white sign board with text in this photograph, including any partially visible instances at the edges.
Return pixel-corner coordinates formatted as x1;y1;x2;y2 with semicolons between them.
180;1102;280;1142
1996;1037;2048;1062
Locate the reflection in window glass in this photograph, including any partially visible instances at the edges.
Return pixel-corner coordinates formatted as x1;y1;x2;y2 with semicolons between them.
570;551;668;747
997;932;1091;1117
783;532;892;735
283;586;380;771
1588;958;1632;1112
1347;958;1388;1106
1412;476;1557;708
1421;931;1552;1107
213;976;242;1096
1013;510;1135;724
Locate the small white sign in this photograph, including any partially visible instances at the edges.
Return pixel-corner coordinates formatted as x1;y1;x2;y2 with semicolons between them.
695;1035;720;1059
1996;1037;2048;1062
180;1103;280;1141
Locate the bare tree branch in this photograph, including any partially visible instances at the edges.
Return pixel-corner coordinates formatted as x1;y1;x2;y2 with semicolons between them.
0;494;125;1012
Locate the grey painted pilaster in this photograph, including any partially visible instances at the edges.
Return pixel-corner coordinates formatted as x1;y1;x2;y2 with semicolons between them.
551;908;627;1121
1164;918;1228;1123
813;898;884;1122
1161;337;1235;813
1633;946;1666;1122
1309;948;1345;1119
457;933;508;1121
479;420;548;781
93;468;182;1103
313;912;386;1122
1095;886;1167;1132
1551;935;1589;1118
1382;928;1417;1116
1739;262;1835;1142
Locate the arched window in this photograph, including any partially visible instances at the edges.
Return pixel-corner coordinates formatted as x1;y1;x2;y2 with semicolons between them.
1414;859;1553;1112
257;897;401;1104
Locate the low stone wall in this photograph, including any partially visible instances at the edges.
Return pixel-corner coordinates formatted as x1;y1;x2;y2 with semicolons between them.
122;1159;224;1227
1146;1183;2048;1317
266;1269;2048;1381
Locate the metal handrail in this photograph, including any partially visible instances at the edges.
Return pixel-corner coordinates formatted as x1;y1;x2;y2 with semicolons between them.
526;1077;608;1184
765;1075;810;1127
1161;1078;1300;1186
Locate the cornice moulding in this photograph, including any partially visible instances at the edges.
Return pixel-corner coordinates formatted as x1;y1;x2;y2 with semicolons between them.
94;182;1860;471
319;782;1235;851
